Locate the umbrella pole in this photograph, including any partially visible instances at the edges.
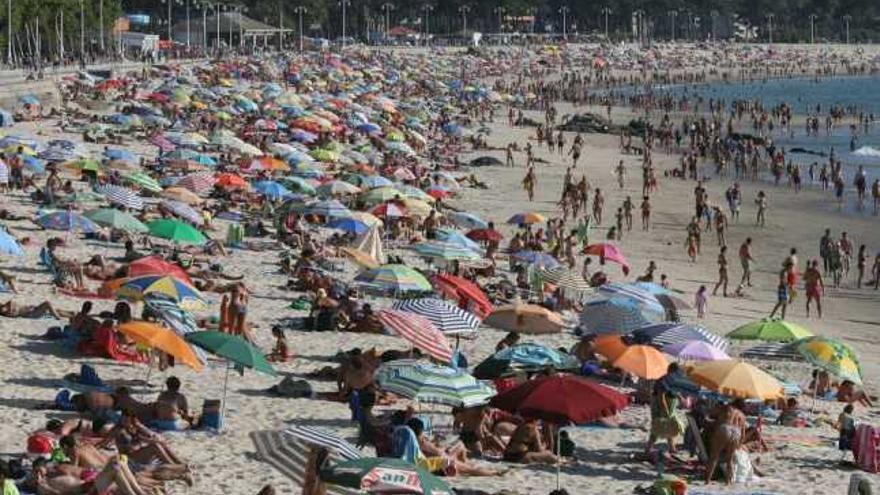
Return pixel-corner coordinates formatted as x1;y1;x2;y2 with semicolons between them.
556;426;562;491
221;363;231;431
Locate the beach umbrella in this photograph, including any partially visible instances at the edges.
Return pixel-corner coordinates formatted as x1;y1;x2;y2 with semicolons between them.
490;374;629;424
631;322;729;351
338;247;380;270
248;157;289;172
117;321;204;371
466;228;503;242
0;227;23;256
162;187;203;205
356;264;432;293
447;211;488;230
129;256;192;283
377;310;453;363
579;297;665;335
84;208;148;233
103;148;137;162
727;318;813;343
411;241;480;262
349;211;383;228
95;184;144;210
793;336;862;385
596;283;665;312
253;180;293;201
511;250;560;268
123;172;162;192
535;265;592;294
369;201;407;219
303;200;352;218
316;180;359;197
663;341;731;361
473;343;580;380
392;298;480;335
174;172;216;194
326;217;369;235
249;427;362;495
215;173;249;189
21;156;46;175
147;219;208;245
590;335;629;361
610;345;669;379
376;360;495;407
361;186;402;204
685;360;783;400
431;273;493;318
159;200;202;225
36;211;101;233
435;229;481;251
320;458;453;495
583;243;631;274
484;304;566;335
280;176;318;196
142;294;207;363
507;212;546;225
398;185;435;203
118;275;207;310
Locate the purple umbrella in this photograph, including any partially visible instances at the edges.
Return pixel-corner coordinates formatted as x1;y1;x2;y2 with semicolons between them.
663;340;730;361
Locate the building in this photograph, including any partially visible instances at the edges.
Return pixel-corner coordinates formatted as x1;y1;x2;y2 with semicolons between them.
171;12;291;50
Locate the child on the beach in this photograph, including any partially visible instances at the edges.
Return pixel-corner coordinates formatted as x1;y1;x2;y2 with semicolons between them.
695;286;708;318
268;327;290;362
836;404;856;455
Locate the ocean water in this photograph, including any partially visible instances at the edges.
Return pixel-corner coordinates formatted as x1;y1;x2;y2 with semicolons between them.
647;75;880;176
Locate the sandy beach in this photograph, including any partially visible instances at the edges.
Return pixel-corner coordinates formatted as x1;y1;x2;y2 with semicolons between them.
0;43;878;495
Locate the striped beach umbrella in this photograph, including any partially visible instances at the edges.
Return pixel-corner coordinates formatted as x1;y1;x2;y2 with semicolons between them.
376;360;495;407
632;322;729;351
597;283;665;312
411;241;480;261
303;199;352;218
118;275;207;310
507;212;546;225
175;172;216;194
36;211;101;233
96;184;144;210
284;424;362;461
511;250;559;268
159;200;202;225
392;298;480;335
377;310;452;363
435;228;481;251
535;265;592;294
144;294;208;364
580;297;665;335
354;264;432;293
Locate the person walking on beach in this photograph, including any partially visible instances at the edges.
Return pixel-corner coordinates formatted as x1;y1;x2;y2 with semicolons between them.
615;160;626;189
695;286;708;317
505;143;515;167
871;179;880;215
592;188;604;224
804;260;825;318
522;166;536;201
713;246;729;297
854;165;867;210
623;196;634;231
640;195;651;231
819;229;833;274
739;238;754;287
713;207;728;247
769;270;790;319
856;245;868;289
872;254;880;290
755;191;767;227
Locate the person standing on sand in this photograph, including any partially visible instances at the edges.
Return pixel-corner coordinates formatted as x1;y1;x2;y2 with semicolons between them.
872;254;880;290
871;179;880;215
695;286;708;318
505;143;515;167
522;166;536;202
755;191;767;227
713;246;729;297
739;238;754;287
615;160;626;189
769;269;789;319
803;260;825;318
623;196;634;231
856;245;867;289
819;229;833;274
713;207;728;247
640;195;651;230
592;188;604;224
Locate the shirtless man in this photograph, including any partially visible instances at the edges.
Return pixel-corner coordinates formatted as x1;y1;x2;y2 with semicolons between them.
154;376;193;429
522;166;536;202
803;259;825;318
453;405;506;456
503;417;558;465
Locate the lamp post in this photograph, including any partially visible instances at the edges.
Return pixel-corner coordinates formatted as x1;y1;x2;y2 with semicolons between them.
238;5;245;49
185;0;191;52
668;10;677;41
381;3;394;42
98;0;104;52
421;4;433;46
293;5;306;51
710;10;718;42
339;0;350;49
528;7;537;35
559;6;570;40
633;9;644;45
765;13;774;44
843;14;851;44
277;0;283;51
7;0;12;64
809;14;818;44
458;5;470;39
79;0;85;60
493;6;505;33
601;6;612;40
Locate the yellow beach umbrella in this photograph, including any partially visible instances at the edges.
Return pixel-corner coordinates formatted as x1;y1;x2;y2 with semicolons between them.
686;360;783;400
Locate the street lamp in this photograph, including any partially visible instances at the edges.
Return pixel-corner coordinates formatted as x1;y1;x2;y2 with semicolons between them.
527;7;537;35
668;10;677;41
185;0;191;52
765;13;774;44
421;4;433;46
809;14;818;44
277;0;283;51
293;6;307;51
339;0;351;49
710;10;718;42
601;6;612;40
7;0;12;64
493;6;505;33
559;6;570;40
633;9;644;45
79;0;85;61
458;5;470;38
381;3;394;42
98;0;104;52
843;14;851;44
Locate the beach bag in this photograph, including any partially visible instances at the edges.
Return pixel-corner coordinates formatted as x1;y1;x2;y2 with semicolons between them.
199;399;223;430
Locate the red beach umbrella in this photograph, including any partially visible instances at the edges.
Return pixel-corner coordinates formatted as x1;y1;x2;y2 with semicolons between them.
431;273;493;318
490;374;629;424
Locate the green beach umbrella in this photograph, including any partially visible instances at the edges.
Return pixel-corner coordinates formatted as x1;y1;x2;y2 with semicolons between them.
124;171;162;192
84;208;148;233
360;186;402;205
320;458;453;495
727;318;813;343
794;336;862;385
147;219;208;245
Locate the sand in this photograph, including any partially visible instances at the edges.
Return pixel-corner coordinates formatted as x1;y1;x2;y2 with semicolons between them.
0;43;878;495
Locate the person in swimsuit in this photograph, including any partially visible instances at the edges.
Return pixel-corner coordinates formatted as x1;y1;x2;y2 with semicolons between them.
712;246;729;297
706;401;747;484
0;300;73;319
803;259;825;318
503;417;558;464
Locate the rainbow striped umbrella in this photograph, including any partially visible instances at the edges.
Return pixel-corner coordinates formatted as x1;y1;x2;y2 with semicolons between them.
118;275;207;310
377;310;452;363
354;264;432;293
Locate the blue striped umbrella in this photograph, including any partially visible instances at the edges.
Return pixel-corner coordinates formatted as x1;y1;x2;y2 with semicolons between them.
632;322;729;351
392;298;480;335
411;241;480;261
96;184;144;210
580;297;665;335
597;283;665;312
511;250;560;268
253;180;294;201
36;211;101;233
144;294;208;364
303;200;352;218
376;360;495;407
435;228;481;251
448;211;488;230
160;200;201;225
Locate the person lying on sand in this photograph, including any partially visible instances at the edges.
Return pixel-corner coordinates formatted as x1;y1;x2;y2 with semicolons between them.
0;300;74;319
30;456;151;495
503;417;559;465
407;418;501;476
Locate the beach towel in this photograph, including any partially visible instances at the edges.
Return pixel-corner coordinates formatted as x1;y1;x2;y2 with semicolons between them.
391;426;421;464
853;424;879;473
55;287;113;299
